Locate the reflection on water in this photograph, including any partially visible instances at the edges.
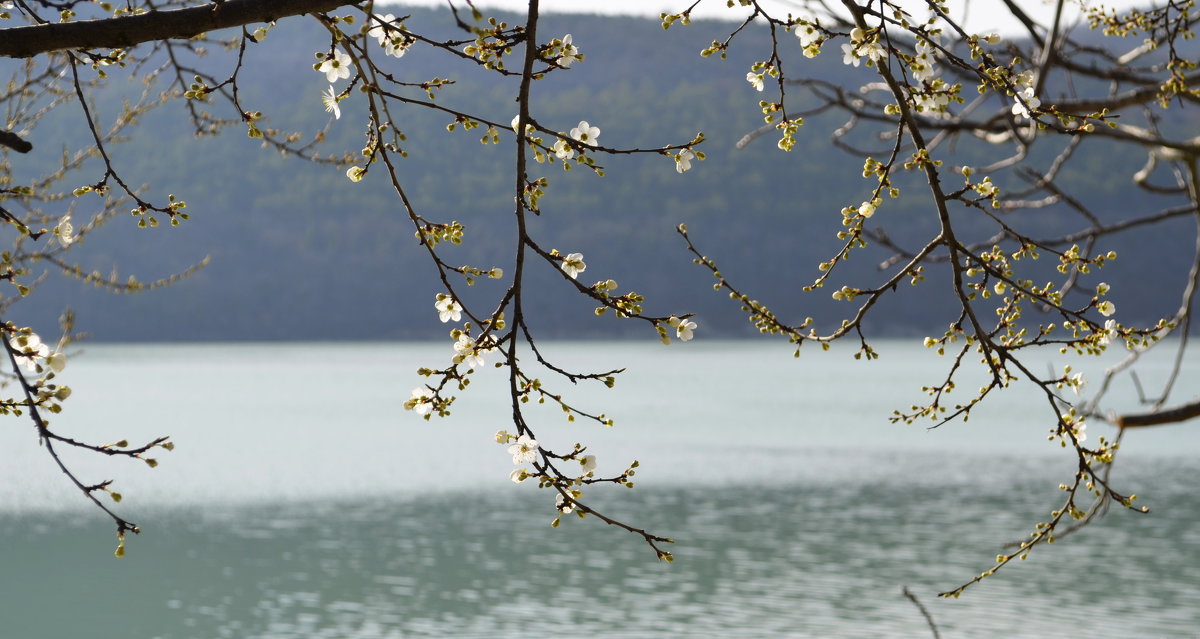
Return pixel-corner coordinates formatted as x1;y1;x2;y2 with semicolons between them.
5;453;1199;638
5;341;1200;637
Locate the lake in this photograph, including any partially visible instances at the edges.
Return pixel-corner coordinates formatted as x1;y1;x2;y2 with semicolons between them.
2;340;1198;637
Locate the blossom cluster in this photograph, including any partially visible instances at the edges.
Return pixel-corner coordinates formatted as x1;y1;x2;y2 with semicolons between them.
501;430;539;485
368;13;410;58
405;386;435;416
9;331;66;374
453;333;495;369
556;34;583;67
841;27;885;68
795;19;823;58
497;428;597;489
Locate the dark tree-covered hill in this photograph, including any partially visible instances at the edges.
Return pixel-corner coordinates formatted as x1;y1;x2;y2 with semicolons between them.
12;7;1194;341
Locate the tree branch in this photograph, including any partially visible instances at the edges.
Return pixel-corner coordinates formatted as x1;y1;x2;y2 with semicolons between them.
902;587;942;639
0;129;33;152
0;0;357;58
1117;399;1200;428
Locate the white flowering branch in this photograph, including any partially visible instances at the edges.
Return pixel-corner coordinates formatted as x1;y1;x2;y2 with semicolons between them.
6;0;1200;595
2;322;172;556
659;0;1200;595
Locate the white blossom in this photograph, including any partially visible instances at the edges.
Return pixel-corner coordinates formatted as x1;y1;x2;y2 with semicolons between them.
10;332;59;373
510;468;527;483
511;115;535;137
1060;413;1087;443
975;177;999;197
841;26;883;67
552;138;575;160
368;14;395;40
841;42;862;67
670;316;697;341
495;429;510;444
1097;300;1116;317
556;492;574;513
912;59;936;83
57;214;75;246
1097;319;1118;346
675;149;694;173
368;14;401;48
345;166;365;182
579;454;597;474
746;72;764;92
1012;86;1041;119
859;199;877;218
383;38;409;58
453;334;487;369
508;434;538;464
911;39;937;83
10;333;48;371
560;252;586;279
406;387;434;415
435;295;463;323
859;40;885;62
321;85;340;119
369;14;411;59
795;21;822;47
46;351;66;373
557;34;583;67
913;89;949;113
317;49;352;83
677;319;697;341
569;121;599;146
1070;372;1087;396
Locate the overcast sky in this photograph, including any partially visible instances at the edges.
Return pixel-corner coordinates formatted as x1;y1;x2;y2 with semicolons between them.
393;0;1146;36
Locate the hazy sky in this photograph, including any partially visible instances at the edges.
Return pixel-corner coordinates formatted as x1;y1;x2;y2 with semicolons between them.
394;0;1146;36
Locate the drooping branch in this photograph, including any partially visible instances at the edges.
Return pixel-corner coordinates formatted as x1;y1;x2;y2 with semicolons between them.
0;0;357;58
901;587;942;639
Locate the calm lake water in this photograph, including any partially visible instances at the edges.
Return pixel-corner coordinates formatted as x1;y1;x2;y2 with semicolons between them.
2;340;1199;638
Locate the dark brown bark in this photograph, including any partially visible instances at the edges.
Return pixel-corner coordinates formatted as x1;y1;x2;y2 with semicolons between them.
0;130;32;152
0;0;357;58
1117;399;1200;428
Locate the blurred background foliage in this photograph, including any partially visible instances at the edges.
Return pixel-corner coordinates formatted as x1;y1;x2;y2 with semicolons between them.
12;7;1196;341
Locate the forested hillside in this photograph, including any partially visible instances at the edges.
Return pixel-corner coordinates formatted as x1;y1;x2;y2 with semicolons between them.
12;7;1195;341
